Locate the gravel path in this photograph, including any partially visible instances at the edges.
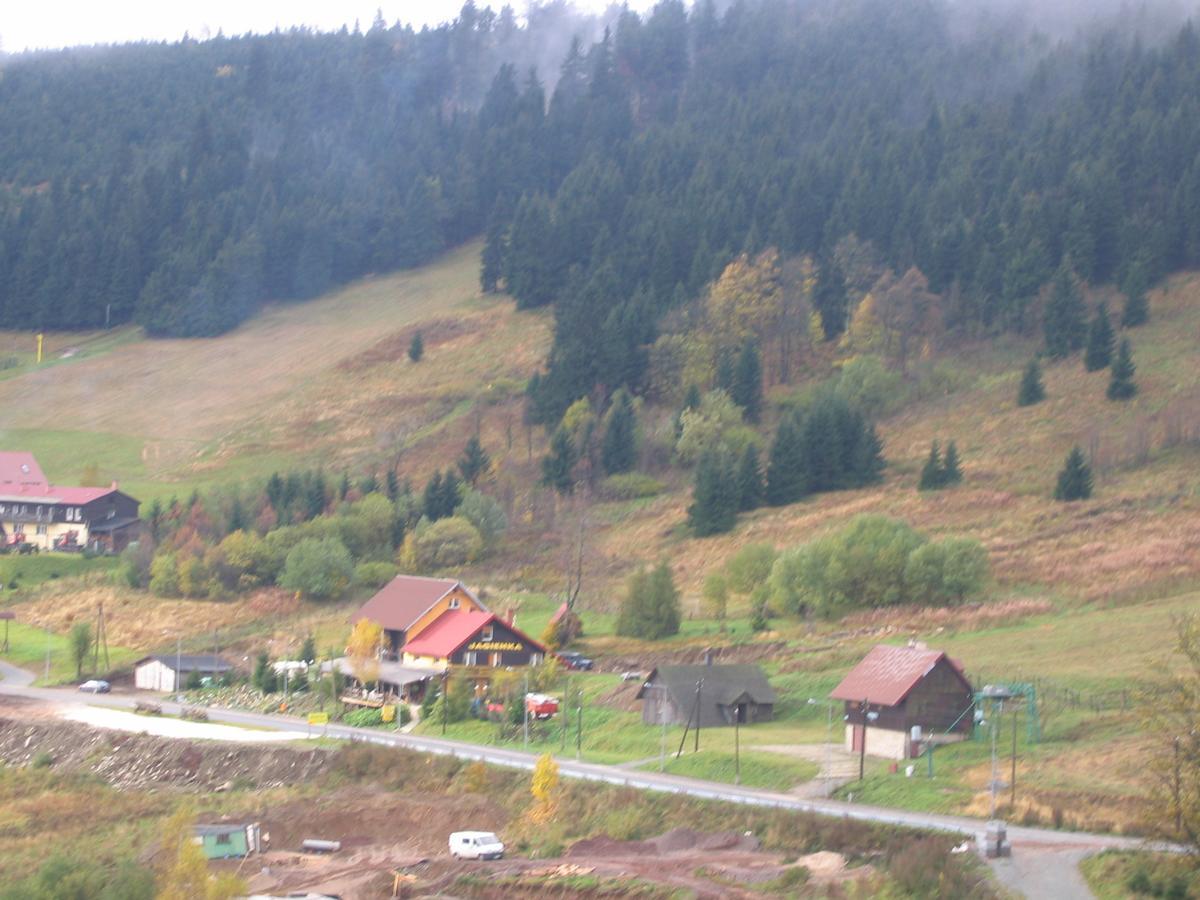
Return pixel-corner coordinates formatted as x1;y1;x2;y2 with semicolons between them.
60;704;311;742
990;847;1096;899
0;660;34;686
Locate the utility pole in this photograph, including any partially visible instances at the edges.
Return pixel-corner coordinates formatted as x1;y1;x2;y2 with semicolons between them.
1174;736;1182;835
561;673;569;752
575;690;582;761
441;671;448;735
858;699;868;782
522;672;529;749
1010;704;1018;809
694;679;702;753
734;711;741;785
176;636;182;695
989;700;1002;819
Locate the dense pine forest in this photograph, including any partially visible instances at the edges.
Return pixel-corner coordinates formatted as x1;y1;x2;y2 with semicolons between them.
3;0;1200;418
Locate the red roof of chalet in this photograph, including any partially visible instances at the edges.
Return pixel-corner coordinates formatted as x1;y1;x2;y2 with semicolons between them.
0;452;49;493
403;608;545;660
830;644;970;707
0;452;126;504
352;575;483;632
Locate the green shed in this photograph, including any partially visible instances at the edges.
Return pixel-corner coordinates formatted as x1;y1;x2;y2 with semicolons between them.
193;823;261;859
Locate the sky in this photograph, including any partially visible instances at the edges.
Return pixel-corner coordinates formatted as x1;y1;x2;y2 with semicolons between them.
1;1;617;53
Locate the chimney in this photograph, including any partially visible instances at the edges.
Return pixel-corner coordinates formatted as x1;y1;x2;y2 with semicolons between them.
111;480;118;490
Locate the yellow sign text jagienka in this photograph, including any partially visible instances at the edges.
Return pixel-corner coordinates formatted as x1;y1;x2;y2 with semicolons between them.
467;641;523;652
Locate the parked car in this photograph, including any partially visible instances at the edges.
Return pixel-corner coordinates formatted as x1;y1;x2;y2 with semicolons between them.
78;679;110;693
449;831;505;860
557;651;593;671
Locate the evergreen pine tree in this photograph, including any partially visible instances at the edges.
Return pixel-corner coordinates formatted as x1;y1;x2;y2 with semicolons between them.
540;427;577;494
853;423;887;485
730;341;763;423
386;469;400;502
715;350;735;392
1017;358;1046;406
409;331;424;362
1043;265;1086;358
1107;337;1138;400
1054;446;1094;501
682;384;702;411
480;208;507;293
919;440;943;490
338;471;352;500
422;471;444;520
1083;302;1115;372
1120;261;1150;327
942;440;962;485
439;471;462;516
765;414;808;506
457;435;491;485
688;449;737;536
600;389;637;475
736;444;764;511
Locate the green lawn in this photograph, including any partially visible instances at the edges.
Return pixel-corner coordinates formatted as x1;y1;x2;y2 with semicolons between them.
643;749;819;791
0;553;118;593
0;619;138;685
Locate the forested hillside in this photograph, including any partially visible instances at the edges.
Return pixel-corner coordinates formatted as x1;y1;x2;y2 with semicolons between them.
4;0;1200;418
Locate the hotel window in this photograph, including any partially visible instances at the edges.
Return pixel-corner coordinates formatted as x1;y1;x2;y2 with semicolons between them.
448;596;460;609
36;525;47;535
490;652;502;667
480;626;494;642
463;651;477;666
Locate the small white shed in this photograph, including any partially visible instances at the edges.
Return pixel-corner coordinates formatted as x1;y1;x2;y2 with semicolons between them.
134;654;234;692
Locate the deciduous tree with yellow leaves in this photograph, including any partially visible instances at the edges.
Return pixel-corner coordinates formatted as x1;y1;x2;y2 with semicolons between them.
346;618;382;690
529;752;561;824
156;805;245;900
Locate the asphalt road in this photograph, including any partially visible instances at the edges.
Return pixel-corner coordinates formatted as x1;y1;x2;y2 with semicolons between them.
0;675;1156;857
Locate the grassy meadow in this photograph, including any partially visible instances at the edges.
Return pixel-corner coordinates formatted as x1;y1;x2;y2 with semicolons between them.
0;242;1198;828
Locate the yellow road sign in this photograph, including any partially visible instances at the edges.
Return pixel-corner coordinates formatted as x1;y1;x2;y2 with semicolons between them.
307;712;329;726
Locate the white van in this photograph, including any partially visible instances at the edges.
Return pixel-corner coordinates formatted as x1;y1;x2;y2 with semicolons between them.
449;831;505;860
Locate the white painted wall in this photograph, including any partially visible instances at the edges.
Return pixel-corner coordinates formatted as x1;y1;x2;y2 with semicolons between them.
134;659;177;692
843;724;909;760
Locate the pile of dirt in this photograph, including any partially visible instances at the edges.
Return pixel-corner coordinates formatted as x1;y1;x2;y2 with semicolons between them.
595;679;643;712
0;718;329;791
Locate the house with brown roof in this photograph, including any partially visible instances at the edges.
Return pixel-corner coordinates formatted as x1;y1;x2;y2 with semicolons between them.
0;452;141;553
830;642;974;760
352;575;487;659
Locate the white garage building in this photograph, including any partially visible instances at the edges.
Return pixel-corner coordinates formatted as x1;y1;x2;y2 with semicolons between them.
134;654;234;692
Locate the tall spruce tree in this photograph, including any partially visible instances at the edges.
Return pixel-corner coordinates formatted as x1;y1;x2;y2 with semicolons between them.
765;413;808;506
1054;446;1094;501
942;440;962;485
736;444;764;511
854;423;886;485
1084;302;1115;371
540;427;577;494
730;341;763;423
409;331;424;362
422;471;444;519
1121;261;1150;327
1017;358;1045;406
601;388;637;474
457;436;491;486
688;449;738;536
480;208;507;294
1107;337;1138;400
919;441;943;490
1043;265;1086;359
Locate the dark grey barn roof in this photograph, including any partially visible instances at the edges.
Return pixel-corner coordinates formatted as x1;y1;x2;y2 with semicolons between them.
136;654;233;673
636;664;777;706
